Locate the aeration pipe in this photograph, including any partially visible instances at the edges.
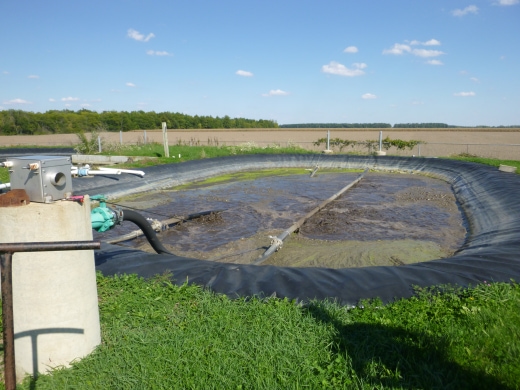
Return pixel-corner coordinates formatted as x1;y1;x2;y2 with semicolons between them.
254;168;369;265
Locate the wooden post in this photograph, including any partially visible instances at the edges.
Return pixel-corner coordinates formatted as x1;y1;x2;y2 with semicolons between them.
162;122;169;157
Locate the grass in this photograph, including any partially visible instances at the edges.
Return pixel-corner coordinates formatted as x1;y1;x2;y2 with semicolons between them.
5;275;518;389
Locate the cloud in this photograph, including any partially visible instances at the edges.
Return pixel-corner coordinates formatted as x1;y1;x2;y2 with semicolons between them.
61;97;79;101
126;82;136;87
28;75;39;79
410;39;441;46
470;77;480;82
412;48;445;57
452;5;479;16
343;46;358;53
236;70;253;77
494;0;519;5
3;98;31;105
454;91;476;97
262;89;289;97
321;61;366;77
49;98;55;102
146;50;172;56
384;40;445;58
426;59;443;65
362;93;377;99
127;28;155;42
81;103;92;108
383;43;411;55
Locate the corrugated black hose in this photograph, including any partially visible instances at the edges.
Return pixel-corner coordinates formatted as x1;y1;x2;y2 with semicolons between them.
122;209;174;255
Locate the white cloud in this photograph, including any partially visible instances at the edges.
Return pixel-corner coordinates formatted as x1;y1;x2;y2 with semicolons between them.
362;93;377;99
385;40;444;58
49;98;55;102
126;82;136;87
495;0;519;5
236;70;253;77
321;61;366;77
3;98;31;105
470;77;480;82
423;39;441;46
146;50;172;56
454;91;476;97
426;59;443;65
452;5;479;16
383;43;411;55
413;49;445;57
28;75;39;79
127;28;155;42
81;103;92;108
410;39;441;46
343;46;358;53
61;97;79;101
262;89;289;97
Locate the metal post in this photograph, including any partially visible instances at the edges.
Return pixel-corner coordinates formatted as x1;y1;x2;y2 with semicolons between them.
119;131;123;145
0;241;100;389
144;130;147;145
327;130;330;151
379;131;383;152
1;252;15;390
97;136;102;153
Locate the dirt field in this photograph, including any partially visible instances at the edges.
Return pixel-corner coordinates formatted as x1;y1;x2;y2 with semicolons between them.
1;128;520;159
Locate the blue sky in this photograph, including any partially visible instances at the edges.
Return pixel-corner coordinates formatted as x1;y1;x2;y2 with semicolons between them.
1;0;519;126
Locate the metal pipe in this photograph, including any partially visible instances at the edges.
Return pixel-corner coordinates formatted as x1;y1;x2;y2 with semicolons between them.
0;240;100;389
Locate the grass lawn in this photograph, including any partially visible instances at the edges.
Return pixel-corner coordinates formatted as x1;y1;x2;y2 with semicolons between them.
11;275;520;389
1;142;519;389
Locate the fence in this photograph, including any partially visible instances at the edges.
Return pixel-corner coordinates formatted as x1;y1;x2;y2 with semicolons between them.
1;130;519;161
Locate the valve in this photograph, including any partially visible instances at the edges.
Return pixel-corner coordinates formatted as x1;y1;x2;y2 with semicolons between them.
90;195;123;232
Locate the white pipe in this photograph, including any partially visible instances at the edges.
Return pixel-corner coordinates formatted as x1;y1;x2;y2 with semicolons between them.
98;167;145;177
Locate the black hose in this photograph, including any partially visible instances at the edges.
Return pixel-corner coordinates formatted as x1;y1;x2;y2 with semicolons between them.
122;209;174;255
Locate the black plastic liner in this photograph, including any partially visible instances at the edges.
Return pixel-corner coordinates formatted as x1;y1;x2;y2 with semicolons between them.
80;155;520;306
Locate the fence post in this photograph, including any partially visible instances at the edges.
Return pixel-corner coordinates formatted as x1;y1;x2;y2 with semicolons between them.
97;136;102;153
144;130;147;145
162;122;170;158
119;131;123;145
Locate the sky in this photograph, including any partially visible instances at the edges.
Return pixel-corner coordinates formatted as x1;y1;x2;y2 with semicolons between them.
1;0;519;127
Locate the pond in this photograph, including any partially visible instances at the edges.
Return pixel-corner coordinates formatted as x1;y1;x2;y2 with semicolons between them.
95;170;467;268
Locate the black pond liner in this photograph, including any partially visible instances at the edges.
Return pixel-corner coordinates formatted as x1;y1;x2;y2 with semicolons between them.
73;154;520;306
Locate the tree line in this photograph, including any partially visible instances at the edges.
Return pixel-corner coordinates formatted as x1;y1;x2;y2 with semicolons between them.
0;109;279;135
281;123;519;128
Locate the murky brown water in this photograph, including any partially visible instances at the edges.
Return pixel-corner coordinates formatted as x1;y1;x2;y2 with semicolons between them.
95;171;468;268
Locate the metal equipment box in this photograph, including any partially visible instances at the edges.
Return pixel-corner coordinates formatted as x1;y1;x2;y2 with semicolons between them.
7;156;72;203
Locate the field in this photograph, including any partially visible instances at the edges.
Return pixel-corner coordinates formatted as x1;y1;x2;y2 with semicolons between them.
1;128;520;160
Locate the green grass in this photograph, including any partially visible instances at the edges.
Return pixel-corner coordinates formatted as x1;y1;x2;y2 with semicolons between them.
447;155;520;173
8;275;519;389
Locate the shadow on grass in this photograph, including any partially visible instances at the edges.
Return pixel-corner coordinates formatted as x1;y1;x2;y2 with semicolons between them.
306;304;512;390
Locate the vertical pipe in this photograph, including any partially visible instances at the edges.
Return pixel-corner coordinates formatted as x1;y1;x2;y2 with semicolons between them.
97;136;102;153
379;131;383;152
119;131;123;145
327;130;330;150
144;130;147;145
418;143;421;157
1;252;16;390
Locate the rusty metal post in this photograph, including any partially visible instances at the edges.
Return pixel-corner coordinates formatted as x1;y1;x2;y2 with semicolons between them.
0;241;100;389
1;252;15;390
